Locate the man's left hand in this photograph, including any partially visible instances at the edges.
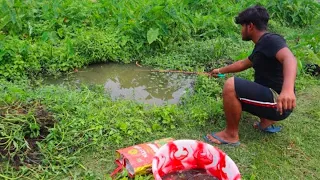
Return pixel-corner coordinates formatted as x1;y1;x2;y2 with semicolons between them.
276;90;296;115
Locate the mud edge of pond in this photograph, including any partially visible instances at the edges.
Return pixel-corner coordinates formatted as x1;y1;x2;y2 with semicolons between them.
0;101;56;169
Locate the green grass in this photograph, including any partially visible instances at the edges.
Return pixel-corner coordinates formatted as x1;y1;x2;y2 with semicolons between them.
74;85;320;180
0;67;319;180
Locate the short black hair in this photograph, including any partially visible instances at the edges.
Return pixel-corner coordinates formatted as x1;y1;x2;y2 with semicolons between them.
235;5;269;30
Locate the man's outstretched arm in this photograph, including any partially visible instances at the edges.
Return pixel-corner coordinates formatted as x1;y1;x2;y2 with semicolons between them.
210;58;252;77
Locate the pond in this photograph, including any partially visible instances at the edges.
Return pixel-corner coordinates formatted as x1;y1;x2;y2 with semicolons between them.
47;63;196;105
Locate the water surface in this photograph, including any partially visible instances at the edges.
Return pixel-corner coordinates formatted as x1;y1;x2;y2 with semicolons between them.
48;63;196;105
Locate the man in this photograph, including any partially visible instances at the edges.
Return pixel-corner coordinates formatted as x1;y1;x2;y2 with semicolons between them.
204;5;297;146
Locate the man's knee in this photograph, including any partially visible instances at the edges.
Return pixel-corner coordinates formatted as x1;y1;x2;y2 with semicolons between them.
223;77;235;97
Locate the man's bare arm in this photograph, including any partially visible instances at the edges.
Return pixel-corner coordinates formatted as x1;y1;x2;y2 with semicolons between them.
210;58;252;76
275;47;297;114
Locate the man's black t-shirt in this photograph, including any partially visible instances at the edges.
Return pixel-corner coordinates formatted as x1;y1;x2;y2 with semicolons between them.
248;33;287;94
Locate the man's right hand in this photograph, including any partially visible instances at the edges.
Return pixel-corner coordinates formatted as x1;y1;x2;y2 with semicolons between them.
208;59;252;78
209;69;221;78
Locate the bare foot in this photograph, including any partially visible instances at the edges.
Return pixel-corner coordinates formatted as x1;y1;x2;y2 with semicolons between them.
206;130;239;144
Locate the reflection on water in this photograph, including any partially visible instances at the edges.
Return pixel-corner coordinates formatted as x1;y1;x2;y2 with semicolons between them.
47;63;195;105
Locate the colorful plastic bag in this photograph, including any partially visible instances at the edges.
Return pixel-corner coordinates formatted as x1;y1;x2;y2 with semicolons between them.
110;138;174;178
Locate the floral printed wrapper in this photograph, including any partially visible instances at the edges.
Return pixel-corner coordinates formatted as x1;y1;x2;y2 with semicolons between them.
111;138;174;178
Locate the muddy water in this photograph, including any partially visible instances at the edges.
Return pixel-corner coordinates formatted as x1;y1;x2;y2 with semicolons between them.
48;63;196;105
162;169;218;180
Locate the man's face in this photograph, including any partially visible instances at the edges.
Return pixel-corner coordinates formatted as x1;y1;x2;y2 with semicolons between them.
241;24;251;41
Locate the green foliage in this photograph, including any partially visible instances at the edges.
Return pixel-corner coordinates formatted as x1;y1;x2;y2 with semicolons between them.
141;37;252;71
0;0;102;36
266;0;320;27
35;38;84;74
1;0;320;80
149;105;183;130
147;28;160;45
142;39;219;71
0;36;84;79
0;37;41;79
74;28;133;64
293;25;320;63
180;76;224;126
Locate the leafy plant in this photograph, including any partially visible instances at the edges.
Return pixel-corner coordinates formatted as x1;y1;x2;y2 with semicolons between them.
74;28;133;64
266;0;320;27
